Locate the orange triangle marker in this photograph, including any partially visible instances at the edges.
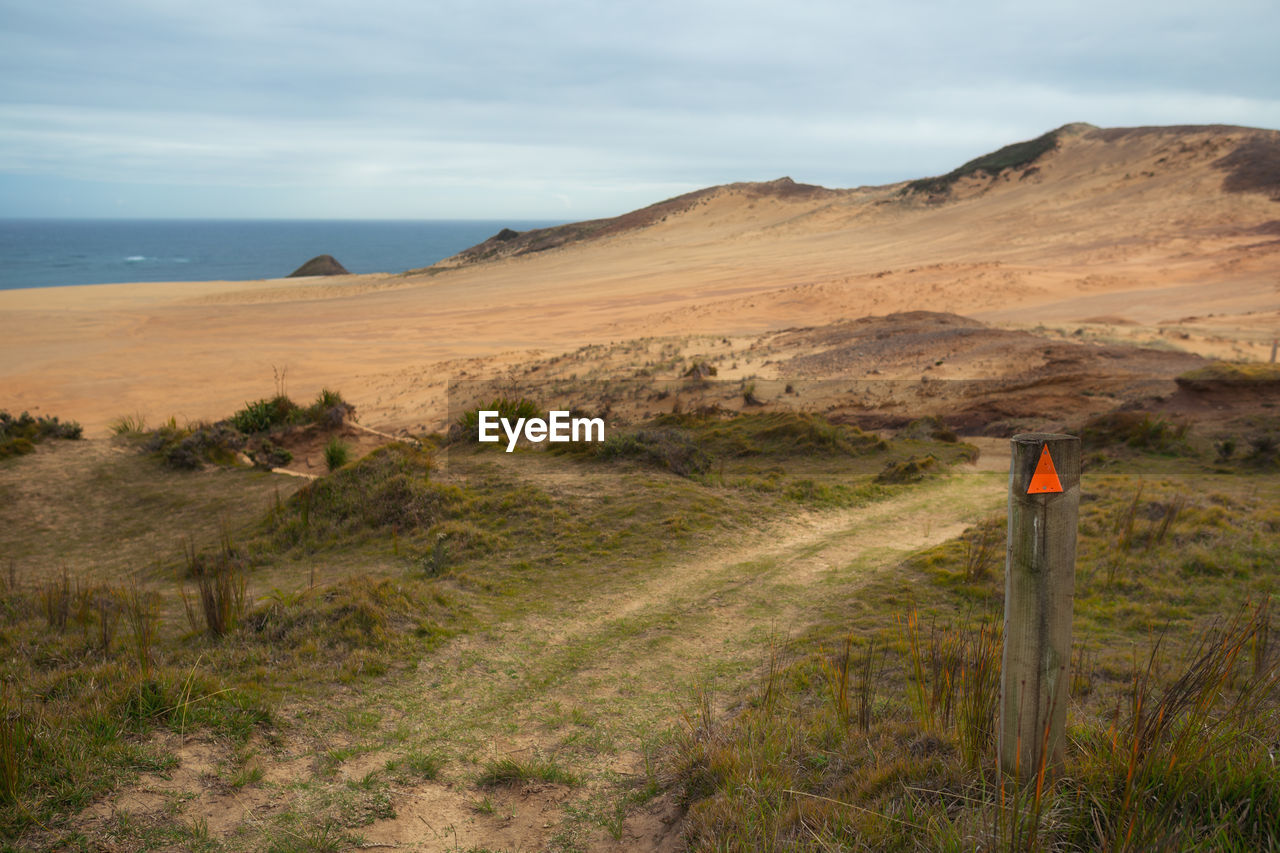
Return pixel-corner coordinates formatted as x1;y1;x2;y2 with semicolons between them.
1027;445;1064;494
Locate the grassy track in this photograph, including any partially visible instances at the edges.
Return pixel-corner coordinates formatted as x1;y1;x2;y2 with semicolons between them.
324;469;1007;850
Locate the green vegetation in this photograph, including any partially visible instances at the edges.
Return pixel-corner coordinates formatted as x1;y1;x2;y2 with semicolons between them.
3;407;973;847
673;467;1280;851
125;389;354;470
905;129;1061;196
230;388;354;435
1081;411;1190;454
144;419;245;469
5;391;1277;851
0;410;82;459
875;453;940;483
476;755;581;788
1177;360;1280;386
108;413;147;435
554;411;894;479
454;396;542;441
323;436;350;471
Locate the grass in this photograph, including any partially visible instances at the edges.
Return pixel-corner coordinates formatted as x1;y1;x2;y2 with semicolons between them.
454;397;542;442
1081;411;1190;454
180;532;247;638
108;413;148;435
386;749;445;781
476;755;581;788
550;410;902;480
671;462;1280;851
1177;360;1280;386
323;436;349;471
8;391;1272;850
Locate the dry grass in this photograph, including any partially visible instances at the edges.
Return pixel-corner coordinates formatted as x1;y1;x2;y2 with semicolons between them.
673;467;1280;851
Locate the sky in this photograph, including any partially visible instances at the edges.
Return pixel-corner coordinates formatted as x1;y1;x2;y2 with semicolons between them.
1;0;1277;220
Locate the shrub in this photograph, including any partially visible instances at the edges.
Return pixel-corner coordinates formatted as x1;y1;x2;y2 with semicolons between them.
454;397;541;442
0;410;83;458
597;427;711;476
305;388;356;428
230;395;298;434
875;454;938;484
147;422;244;470
248;439;292;469
0;437;34;460
1247;432;1278;466
231;390;355;434
898;415;956;442
1081;411;1188;454
324;437;350;471
655;411;886;458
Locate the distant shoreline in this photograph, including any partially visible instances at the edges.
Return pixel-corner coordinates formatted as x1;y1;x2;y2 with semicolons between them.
0;218;562;291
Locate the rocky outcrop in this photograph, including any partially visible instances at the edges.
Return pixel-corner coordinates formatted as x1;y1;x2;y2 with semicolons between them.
288;255;350;277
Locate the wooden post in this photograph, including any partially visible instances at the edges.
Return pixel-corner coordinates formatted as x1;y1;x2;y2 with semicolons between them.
999;433;1081;781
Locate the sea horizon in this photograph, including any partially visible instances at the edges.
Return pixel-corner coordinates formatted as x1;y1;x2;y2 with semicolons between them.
0;217;562;292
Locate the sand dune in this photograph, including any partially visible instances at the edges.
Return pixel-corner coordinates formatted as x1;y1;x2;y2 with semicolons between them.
1;123;1277;434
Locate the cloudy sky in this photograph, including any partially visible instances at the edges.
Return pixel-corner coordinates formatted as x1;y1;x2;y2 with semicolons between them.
1;0;1277;220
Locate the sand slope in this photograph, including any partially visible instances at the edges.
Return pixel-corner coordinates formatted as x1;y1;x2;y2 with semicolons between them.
1;123;1277;434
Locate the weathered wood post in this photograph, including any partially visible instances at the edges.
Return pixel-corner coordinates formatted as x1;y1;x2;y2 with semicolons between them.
999;433;1081;781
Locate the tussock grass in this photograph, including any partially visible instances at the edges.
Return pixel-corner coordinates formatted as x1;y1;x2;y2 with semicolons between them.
674;471;1280;851
323;436;350;471
242;574;450;654
476;755;581;788
108;413;147;435
180;534;247;638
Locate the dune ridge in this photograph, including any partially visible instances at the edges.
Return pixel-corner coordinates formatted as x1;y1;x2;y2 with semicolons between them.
1;123;1277;434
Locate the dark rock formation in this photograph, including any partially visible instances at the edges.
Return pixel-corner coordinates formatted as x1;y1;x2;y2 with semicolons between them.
288;255;350;277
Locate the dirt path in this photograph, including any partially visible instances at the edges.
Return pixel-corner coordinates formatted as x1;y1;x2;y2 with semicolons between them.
349;466;1008;851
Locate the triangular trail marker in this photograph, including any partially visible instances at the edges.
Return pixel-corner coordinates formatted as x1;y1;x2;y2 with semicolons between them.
1027;445;1064;494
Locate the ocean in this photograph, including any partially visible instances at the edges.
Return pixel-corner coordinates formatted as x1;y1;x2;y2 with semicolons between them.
0;219;560;291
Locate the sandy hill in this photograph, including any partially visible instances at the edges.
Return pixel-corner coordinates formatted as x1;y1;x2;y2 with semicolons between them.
0;123;1276;434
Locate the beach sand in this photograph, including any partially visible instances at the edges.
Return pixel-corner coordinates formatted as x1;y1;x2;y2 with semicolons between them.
2;125;1277;435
